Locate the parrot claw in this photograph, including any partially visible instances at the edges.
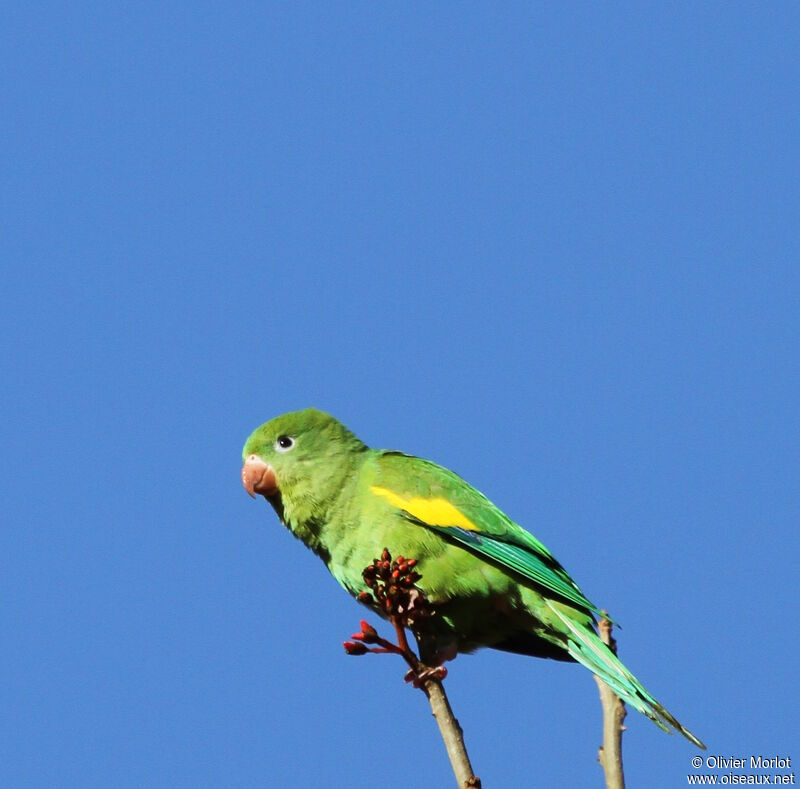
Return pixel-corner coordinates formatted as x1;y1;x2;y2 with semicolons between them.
404;665;448;687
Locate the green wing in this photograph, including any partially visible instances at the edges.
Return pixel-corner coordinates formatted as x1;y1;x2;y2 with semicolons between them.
372;451;607;619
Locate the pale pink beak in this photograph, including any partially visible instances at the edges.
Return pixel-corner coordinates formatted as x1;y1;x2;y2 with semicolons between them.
241;455;278;498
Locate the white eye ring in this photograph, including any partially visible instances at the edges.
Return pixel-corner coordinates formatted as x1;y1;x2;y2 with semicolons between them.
274;435;295;453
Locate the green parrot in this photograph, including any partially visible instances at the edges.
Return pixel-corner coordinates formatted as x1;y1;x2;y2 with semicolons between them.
242;408;704;749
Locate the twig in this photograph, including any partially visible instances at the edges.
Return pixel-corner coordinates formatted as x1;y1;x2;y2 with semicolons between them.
594;615;626;789
344;548;481;789
421;676;481;788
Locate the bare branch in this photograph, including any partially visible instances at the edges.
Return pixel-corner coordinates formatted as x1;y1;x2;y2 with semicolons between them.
594;615;627;789
422;678;481;788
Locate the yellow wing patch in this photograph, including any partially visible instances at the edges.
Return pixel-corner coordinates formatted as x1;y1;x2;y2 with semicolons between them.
370;485;480;531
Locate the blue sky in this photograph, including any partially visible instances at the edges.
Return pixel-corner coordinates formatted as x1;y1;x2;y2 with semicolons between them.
2;4;798;787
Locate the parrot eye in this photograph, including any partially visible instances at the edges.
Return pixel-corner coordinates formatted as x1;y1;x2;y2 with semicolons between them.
274;435;295;453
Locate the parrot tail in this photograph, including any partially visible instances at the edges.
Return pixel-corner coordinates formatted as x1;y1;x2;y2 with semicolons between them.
546;601;706;750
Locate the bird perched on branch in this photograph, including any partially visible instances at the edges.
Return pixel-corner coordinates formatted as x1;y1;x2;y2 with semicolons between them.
242;407;704;748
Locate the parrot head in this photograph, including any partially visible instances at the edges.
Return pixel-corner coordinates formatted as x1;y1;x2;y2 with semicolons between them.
241;408;366;513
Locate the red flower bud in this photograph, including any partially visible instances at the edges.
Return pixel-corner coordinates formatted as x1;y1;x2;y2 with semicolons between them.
343;641;368;655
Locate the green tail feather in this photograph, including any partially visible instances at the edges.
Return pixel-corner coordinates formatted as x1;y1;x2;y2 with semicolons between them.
546;602;706;750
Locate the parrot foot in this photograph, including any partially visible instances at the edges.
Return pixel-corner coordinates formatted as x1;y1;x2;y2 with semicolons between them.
403;664;448;688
